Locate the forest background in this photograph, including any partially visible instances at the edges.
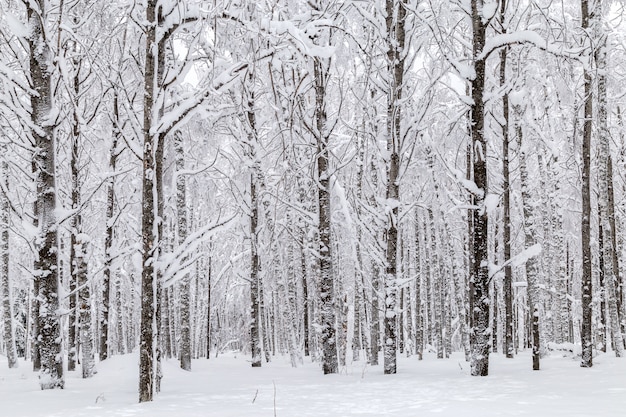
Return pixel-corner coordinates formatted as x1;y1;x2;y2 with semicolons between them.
0;0;625;403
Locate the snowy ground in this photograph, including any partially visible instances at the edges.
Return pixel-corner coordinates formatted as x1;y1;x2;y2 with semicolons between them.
1;350;624;417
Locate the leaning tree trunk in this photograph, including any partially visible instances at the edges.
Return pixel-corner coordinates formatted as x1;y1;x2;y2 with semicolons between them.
28;0;63;389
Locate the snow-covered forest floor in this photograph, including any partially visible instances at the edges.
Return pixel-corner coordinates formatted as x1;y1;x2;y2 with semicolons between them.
1;351;624;417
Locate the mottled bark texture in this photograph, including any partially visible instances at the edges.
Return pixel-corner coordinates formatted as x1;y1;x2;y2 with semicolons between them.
469;0;490;377
175;130;192;371
383;0;407;375
139;0;157;402
580;0;593;368
28;0;63;389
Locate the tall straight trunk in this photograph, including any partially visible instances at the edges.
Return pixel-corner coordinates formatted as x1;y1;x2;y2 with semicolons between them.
414;211;423;360
69;48;96;377
206;243;212;359
607;155;625;347
353;132;366;361
249;165;261;367
76;236;94;378
1;154;17;368
28;0;63;389
499;2;514;358
599;224;607;351
516;110;541;371
428;209;443;359
244;73;262;367
70;90;95;378
370;160;381;365
101;95;121;362
139;0;158;402
424;217;433;347
116;276;125;354
448;222;470;361
580;0;594;368
175;130;192;371
313;51;338;375
301;239;310;358
594;0;624;356
469;0;490;376
68;251;77;371
383;0;407;375
282;213;301;368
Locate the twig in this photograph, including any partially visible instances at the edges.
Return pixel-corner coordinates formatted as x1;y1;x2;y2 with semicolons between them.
252;389;258;404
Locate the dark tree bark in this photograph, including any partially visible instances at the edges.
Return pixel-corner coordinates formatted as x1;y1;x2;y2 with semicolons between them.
499;0;514;359
101;94;121;362
139;0;158;402
28;0;63;389
175;130;192;371
469;0;490;377
516;107;541;371
1;154;17;369
206;242;213;359
594;0;624;356
414;211;423;360
310;0;338;373
383;0;407;375
580;0;593;368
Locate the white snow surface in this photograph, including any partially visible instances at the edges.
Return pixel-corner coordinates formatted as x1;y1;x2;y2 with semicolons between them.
1;351;624;416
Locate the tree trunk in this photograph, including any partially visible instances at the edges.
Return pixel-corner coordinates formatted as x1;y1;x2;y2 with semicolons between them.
175;130;192;371
1;154;17;369
580;0;594;368
594;0;624;357
139;0;157;402
516;108;541;371
370;161;381;366
414;211;424;360
313;42;338;375
383;0;407;375
101;94;121;362
28;0;63;389
469;0;490;377
499;3;514;358
206;243;212;359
